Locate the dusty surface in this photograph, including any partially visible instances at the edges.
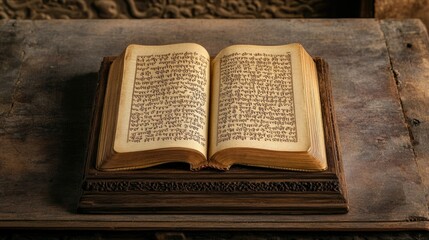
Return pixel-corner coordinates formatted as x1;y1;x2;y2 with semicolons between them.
381;20;429;207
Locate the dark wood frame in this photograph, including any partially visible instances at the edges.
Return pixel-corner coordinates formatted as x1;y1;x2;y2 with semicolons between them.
78;57;348;214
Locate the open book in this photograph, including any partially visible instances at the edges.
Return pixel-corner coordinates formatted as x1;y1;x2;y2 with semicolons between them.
96;43;327;171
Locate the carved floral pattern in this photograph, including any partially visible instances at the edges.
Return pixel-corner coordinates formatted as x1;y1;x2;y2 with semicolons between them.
0;0;331;19
83;180;341;193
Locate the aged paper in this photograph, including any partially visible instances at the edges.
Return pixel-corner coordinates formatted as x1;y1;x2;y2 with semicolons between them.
209;44;310;157
114;44;210;157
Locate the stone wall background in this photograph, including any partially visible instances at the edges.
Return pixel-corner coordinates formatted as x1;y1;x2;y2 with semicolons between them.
0;1;428;29
0;0;367;20
375;0;429;30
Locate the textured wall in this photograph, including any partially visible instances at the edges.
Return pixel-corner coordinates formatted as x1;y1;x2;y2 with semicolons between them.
0;0;346;19
375;0;429;30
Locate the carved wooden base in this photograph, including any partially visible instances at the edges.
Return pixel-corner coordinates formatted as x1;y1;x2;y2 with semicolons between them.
78;57;348;214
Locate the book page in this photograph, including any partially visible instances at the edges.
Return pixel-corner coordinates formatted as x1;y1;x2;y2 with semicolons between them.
209;44;310;157
114;43;210;158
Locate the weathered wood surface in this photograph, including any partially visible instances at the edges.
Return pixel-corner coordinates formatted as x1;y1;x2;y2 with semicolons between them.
381;20;429;206
0;19;428;230
1;231;429;240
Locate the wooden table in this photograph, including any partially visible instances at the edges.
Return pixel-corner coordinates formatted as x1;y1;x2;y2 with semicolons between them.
1;19;429;233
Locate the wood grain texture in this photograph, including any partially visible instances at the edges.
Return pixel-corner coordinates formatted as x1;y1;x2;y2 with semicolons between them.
380;19;429;206
1;230;429;240
0;19;428;230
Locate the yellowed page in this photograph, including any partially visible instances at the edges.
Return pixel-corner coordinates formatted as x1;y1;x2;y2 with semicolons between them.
114;43;210;158
209;44;310;157
300;48;327;167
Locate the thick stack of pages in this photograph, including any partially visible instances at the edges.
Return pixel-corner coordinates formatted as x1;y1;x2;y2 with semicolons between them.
79;43;348;214
97;43;327;172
